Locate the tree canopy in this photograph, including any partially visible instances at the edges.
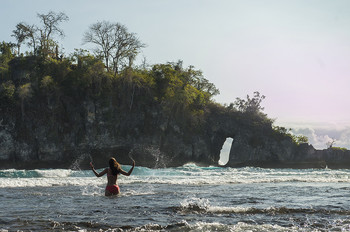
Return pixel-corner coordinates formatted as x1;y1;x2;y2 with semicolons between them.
83;21;145;76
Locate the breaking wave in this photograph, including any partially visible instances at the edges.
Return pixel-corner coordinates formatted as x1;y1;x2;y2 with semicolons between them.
1;164;350;188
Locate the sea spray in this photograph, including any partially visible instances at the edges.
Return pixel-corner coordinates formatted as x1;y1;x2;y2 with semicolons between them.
81;184;104;196
69;153;91;170
126;145;174;195
128;144;172;168
179;197;210;213
144;145;175;168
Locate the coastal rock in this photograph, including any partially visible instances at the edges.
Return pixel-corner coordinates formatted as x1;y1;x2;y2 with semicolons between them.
0;99;349;169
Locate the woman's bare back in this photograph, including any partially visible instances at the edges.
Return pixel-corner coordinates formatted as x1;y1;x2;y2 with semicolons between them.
106;168;118;186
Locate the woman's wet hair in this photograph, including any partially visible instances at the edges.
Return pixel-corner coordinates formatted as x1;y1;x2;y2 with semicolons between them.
109;157;121;175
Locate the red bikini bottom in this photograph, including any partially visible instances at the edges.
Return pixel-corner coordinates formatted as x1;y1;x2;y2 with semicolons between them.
105;185;120;194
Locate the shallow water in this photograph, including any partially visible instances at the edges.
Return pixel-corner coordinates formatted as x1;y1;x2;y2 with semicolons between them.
1;165;350;231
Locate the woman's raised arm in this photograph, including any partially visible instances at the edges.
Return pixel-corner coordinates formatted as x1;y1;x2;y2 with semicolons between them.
119;160;135;176
90;162;107;177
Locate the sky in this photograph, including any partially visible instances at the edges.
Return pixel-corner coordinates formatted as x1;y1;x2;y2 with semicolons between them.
1;0;350;149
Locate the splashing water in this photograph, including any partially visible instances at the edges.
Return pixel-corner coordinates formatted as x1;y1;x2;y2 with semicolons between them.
69;153;91;170
180;197;210;213
146;146;168;168
2;165;350;231
129;144;170;168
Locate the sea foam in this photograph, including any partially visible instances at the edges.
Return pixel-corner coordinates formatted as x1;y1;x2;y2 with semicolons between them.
1;165;350;188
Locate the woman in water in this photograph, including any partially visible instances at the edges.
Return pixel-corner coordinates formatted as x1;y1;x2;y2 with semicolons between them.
90;157;135;196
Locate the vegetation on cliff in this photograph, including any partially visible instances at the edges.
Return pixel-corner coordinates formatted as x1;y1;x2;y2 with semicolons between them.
0;12;259;126
0;11;312;168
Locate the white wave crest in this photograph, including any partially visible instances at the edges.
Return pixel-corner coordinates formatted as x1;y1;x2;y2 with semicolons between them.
35;169;73;178
1;167;350;188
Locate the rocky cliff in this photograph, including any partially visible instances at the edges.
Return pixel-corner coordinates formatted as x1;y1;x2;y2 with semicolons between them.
1;99;350;170
0;95;216;169
1;57;349;170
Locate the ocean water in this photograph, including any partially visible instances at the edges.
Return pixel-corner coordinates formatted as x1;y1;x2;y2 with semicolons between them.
1;163;350;231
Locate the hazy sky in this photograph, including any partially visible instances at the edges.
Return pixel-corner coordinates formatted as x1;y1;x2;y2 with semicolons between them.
2;0;350;148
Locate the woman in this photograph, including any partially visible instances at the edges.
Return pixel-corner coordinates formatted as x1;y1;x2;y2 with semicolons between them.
90;157;135;196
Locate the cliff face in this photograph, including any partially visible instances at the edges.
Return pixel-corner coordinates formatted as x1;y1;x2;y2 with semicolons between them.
0;95;215;169
1;97;350;169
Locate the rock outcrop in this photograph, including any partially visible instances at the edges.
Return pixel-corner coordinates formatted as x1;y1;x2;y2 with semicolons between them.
1;47;350;170
1;99;350;170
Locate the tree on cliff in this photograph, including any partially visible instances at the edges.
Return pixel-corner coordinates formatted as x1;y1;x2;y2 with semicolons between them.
234;91;266;115
148;61;220;133
83;21;146;76
11;23;29;55
37;11;69;57
12;23;37;55
11;11;68;57
0;42;15;69
327;139;336;148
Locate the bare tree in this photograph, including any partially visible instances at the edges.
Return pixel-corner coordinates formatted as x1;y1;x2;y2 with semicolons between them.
83;21;145;75
83;21;116;71
111;29;145;75
37;11;69;56
327;139;336;148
